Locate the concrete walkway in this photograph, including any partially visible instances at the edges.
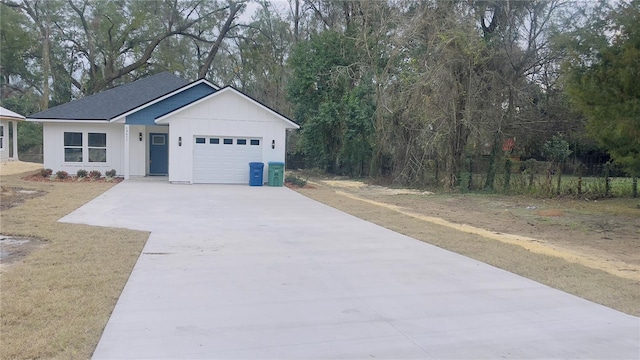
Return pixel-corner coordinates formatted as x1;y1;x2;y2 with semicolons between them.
61;181;639;359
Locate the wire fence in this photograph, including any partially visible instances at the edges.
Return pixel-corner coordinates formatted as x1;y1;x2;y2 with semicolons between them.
461;158;637;198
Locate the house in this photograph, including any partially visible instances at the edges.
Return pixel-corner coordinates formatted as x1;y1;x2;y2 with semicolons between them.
27;72;299;184
0;106;25;162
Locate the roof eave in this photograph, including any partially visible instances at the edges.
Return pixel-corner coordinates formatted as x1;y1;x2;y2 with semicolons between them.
26;118;111;123
0;116;25;121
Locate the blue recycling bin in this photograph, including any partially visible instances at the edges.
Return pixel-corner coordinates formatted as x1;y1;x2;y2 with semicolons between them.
249;162;264;186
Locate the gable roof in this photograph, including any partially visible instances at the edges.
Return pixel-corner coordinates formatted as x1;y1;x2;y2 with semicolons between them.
109;79;218;123
0;106;25;121
154;85;300;129
28;72;189;121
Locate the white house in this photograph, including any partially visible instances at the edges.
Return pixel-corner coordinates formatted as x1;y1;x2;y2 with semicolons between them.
27;72;299;184
0;106;25;162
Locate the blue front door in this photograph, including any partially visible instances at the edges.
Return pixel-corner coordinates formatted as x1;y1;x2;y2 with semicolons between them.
149;133;168;175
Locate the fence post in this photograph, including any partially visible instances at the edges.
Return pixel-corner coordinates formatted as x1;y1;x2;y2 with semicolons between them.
468;157;473;190
605;162;611;197
503;158;512;192
526;159;536;189
577;163;584;195
460;157;472;192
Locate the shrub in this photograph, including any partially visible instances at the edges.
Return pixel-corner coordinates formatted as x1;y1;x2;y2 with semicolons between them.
76;169;88;178
285;174;307;187
88;170;102;179
55;171;69;180
41;168;53;178
105;169;117;178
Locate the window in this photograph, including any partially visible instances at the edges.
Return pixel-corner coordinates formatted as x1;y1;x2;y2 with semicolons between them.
250;139;260;146
210;138;219;144
237;139;247;145
63;132;107;163
88;133;107;162
195;137;206;144
152;135;165;145
64;132;83;162
223;139;233;145
0;125;4;149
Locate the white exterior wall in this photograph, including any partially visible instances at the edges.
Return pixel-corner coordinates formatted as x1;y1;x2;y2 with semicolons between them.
0;120;10;162
126;125;146;177
43;122;124;175
164;91;289;183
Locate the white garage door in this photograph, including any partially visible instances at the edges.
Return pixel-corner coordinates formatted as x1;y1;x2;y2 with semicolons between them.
193;136;263;184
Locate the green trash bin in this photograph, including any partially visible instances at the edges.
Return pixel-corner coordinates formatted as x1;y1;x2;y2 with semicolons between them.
268;162;285;187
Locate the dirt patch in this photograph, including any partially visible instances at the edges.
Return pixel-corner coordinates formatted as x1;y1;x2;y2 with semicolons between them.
0;161;42;176
0;235;47;270
536;209;565;217
1;185;47;210
284;182;316;190
320;179;433;196
294;175;640;316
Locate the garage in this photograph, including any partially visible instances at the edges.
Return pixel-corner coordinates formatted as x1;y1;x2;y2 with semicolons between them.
154;86;299;184
193;136;262;184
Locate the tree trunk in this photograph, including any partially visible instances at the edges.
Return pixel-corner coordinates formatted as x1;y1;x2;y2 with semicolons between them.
291;0;301;43
198;2;243;79
40;22;51;110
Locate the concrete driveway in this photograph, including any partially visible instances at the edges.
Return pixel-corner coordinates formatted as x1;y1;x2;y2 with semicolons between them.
61;180;639;359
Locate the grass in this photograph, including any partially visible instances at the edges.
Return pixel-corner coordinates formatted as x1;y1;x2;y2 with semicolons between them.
0;171;148;359
296;184;640;316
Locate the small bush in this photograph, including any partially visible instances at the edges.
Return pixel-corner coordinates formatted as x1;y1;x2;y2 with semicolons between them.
88;170;102;179
76;169;88;178
105;169;117;178
285;174;307;187
55;171;69;180
41;168;53;178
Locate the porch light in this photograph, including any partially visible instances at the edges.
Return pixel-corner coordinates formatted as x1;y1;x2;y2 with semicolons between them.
271;140;275;149
179;136;182;146
138;132;143;141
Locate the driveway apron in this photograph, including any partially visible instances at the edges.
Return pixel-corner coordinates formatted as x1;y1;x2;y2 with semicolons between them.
60;180;640;359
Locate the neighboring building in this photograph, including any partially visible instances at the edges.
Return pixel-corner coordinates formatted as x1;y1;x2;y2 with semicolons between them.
0;106;25;162
27;72;299;184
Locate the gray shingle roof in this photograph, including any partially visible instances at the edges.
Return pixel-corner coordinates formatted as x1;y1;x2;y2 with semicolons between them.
29;72;189;120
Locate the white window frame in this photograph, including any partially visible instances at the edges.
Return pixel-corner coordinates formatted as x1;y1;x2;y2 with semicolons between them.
64;131;83;162
63;131;107;163
88;132;107;163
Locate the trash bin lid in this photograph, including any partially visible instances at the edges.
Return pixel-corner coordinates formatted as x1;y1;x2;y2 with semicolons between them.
249;162;264;168
268;162;285;166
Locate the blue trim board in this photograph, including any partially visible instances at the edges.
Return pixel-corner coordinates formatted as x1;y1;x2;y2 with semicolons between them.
126;83;215;125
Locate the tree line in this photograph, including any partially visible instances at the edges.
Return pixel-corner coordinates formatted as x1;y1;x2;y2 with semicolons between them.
1;0;638;190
